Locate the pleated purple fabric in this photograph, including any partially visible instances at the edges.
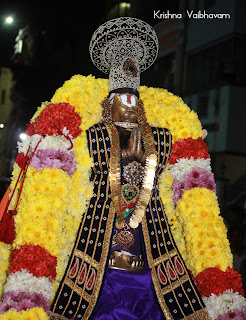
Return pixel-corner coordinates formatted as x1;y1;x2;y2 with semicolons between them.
93;266;165;320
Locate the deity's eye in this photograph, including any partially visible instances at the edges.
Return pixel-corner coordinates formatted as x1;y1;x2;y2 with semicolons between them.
123;58;138;77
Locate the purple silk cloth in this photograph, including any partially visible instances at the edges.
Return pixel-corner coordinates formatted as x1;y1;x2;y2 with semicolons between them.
92;265;165;320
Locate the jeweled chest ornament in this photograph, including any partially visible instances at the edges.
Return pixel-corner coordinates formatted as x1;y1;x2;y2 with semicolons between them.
123;161;145;186
122;184;139;204
115;223;135;249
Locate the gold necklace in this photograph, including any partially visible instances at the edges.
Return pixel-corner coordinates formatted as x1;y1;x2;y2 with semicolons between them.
105;99;157;229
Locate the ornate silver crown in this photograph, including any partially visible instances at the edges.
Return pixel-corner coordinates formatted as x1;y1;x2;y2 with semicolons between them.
89;17;159;95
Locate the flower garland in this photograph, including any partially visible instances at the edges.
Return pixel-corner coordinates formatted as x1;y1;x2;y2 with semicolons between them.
0;244;11;298
0;75;245;319
195;267;244;297
30;148;76;177
158;164;188;261
172;167;216;204
203;291;246;319
0;101;90;318
0;307;49;319
169;137;210;164
27;102;82;138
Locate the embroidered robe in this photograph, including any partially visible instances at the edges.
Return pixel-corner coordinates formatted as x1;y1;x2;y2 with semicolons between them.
49;122;209;320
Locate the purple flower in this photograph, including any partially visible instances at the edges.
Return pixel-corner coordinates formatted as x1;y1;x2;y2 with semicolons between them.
172;167;216;204
216;306;246;320
0;290;50;313
30;148;76;177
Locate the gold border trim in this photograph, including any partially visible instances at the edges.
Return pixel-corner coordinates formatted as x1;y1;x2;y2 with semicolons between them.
82;203;115;319
64;278;91;302
141;214;173;320
184;309;209;320
48;312;68;320
161;274;189;295
74;249;100;270
153;249;177;266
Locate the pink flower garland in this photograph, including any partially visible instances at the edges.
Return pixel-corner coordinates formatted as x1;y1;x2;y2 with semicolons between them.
216;307;246;320
30;149;76;177
172;167;216;204
0;290;50;314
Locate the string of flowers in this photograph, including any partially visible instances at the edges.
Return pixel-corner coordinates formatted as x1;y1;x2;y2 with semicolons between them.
0;102;87;319
169;137;245;319
0;75;245;319
139;82;245;318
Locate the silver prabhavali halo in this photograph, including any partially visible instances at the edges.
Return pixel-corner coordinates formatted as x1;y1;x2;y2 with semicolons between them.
89;17;159;73
89;17;159;94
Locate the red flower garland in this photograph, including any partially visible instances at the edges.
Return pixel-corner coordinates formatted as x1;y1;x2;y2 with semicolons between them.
26;123;35;136
27;103;82;138
0;210;16;245
9;244;57;281
195;267;244;297
169;137;209;164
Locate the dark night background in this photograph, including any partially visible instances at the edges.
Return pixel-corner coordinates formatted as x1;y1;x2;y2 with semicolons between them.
0;0;246;288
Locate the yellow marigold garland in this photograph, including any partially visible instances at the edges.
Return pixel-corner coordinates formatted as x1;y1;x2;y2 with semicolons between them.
0;74;239;319
139;85;203;142
158;164;188;260
0;306;49;320
175;188;233;276
13;167;71;256
0;243;11;298
51;75;108;131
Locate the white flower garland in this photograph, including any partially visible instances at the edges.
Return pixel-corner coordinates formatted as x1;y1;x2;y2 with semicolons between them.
202;289;246;319
17;134;74;154
169;157;212;182
4;270;53;300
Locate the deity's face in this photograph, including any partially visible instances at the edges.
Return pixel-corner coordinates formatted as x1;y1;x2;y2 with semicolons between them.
111;94;138;123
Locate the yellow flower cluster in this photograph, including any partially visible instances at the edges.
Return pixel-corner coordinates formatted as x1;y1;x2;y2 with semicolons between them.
175;188;233;276
139;86;203;142
0;307;48;320
10;164;90;300
13;167;71;257
51;74;108;131
51;75;203;142
0;242;11;298
158;164;187;259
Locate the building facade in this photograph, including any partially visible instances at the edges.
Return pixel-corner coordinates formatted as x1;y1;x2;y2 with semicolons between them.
0;67;14;197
